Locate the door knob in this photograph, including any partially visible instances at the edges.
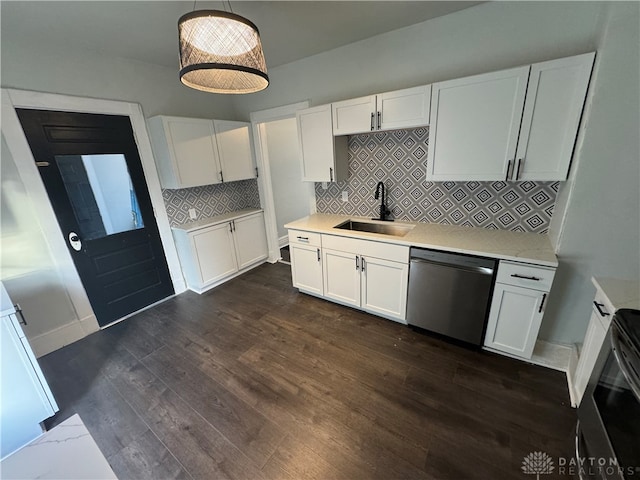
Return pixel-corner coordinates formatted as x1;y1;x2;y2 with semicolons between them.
68;232;82;251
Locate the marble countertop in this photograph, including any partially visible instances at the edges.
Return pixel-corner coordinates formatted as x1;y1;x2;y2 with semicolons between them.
171;208;263;233
285;213;558;266
0;414;117;479
592;277;640;310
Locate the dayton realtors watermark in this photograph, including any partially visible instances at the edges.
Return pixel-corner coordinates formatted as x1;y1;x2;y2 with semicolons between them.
522;451;638;478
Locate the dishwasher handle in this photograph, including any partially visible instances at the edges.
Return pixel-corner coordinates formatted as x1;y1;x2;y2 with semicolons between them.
410;257;494;276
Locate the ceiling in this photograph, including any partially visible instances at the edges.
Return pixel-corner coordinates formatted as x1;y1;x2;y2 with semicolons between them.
1;1;483;70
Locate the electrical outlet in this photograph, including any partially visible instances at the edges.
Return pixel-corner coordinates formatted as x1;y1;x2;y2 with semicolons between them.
188;208;197;220
341;191;348;202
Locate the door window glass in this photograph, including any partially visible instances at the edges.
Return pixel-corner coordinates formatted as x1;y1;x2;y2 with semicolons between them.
55;154;144;240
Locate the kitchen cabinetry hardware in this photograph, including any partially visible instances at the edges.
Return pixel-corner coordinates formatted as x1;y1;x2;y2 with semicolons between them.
361;257;366;272
594;301;610;317
355;256;360;270
219;170;224;183
36;161;50;167
505;160;512;181
255;167;259;177
14;304;27;325
297;236;309;242
370;112;375;131
516;158;523;180
377;111;381;130
329;167;333;182
317;248;321;262
538;293;547;313
229;222;233;233
511;273;541;281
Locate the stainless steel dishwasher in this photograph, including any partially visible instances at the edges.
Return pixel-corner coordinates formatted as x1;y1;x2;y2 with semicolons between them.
406;247;497;346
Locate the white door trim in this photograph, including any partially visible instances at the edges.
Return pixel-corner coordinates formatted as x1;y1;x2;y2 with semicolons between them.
1;89;186;353
250;101;311;262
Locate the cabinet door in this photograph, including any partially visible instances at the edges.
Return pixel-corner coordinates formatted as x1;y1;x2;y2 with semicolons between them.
379;85;431;131
233;213;268;270
297;105;347;182
427;66;530;181
331;95;377;135
160;117;221;187
322;248;361;308
290;244;323;295
1;314;56;457
514;53;594;181
360;256;408;322
214;120;256;182
484;283;547;359
192;223;238;285
573;306;608;404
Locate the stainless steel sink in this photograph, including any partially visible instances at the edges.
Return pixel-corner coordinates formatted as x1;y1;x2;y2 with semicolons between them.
334;220;414;237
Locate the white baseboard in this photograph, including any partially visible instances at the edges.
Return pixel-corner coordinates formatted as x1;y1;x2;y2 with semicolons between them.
30;320;89;358
278;235;289;248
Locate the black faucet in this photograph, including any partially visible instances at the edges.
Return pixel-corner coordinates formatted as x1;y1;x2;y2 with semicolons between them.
374;181;391;221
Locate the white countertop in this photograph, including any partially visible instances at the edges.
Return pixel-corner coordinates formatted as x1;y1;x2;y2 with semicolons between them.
592;276;640;311
0;414;117;479
285;214;558;266
171;208;263;233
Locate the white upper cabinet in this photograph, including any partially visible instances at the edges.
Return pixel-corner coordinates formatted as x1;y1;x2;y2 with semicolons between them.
296;104;348;182
514;52;595;181
213;120;256;183
427;66;530;181
148;116;221;189
148;116;257;189
427;52;594;182
332;85;431;136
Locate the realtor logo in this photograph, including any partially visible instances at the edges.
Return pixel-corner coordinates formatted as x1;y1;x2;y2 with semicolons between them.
522;451;555;479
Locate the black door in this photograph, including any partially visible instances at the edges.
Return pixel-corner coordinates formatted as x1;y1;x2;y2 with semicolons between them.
16;109;174;327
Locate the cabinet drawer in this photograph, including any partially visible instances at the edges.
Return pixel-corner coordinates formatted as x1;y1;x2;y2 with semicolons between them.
496;261;555;291
322;234;409;263
289;230;322;248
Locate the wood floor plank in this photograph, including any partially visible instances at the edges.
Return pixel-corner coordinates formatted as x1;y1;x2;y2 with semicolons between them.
38;261;577;480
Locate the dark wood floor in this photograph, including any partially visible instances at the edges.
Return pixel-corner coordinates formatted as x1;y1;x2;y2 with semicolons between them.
40;262;576;480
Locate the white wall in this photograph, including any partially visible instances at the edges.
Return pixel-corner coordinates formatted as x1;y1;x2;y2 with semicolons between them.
262;118;314;240
542;2;640;343
1;135;88;345
234;2;604;116
235;1;639;346
0;39;236;120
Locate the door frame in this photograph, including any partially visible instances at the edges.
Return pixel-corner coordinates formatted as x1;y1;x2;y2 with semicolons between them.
1;89;186;341
250;101;312;262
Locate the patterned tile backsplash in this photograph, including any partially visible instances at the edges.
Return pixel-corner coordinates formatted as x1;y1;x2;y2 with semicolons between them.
162;179;261;227
315;128;559;234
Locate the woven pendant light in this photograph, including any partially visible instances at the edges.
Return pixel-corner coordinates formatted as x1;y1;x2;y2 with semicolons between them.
178;10;269;94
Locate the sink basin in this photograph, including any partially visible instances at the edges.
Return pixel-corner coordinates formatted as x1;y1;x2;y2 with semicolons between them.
334;220;414;237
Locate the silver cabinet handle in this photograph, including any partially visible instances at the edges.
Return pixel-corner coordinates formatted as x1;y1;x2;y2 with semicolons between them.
516;158;523;181
219;170;224;182
229;222;233;233
361;257;366;272
538;293;547;313
355;256;359;271
510;273;541;281
370;112;375;131
297;236;309;242
377;111;381;130
505;160;512;181
317;248;321;262
15;304;27;325
329;167;333;182
593;302;610;317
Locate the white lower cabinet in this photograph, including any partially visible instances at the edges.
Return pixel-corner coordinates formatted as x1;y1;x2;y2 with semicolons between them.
573;289;613;405
288;230;324;296
483;261;555;359
322;235;409;323
173;211;268;293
